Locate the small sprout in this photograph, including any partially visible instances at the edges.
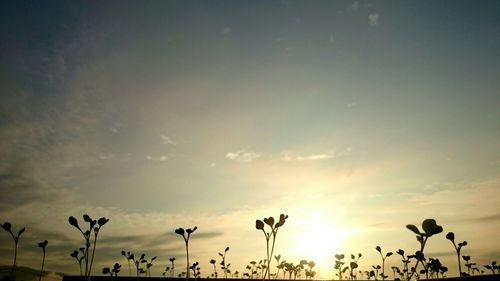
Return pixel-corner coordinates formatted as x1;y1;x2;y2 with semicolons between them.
38;240;48;281
446;231;468;276
1;222;26;270
375;246;393;280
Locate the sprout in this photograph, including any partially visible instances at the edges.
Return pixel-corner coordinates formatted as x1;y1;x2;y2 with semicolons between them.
255;214;288;281
175;226;197;281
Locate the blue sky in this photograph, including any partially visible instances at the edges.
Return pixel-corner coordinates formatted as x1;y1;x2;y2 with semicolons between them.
1;0;499;279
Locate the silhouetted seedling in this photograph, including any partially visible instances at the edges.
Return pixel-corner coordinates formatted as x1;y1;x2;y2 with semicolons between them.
71;247;86;275
121;251;134;276
38;240;48;281
347;253;362;280
175;226;197;280
255;214;288;281
129;253;147;279
219;246;231;279
396;249;412;281
305;260;316;280
210;259;218;278
428;258;447;279
405;218;443;280
375;246;392;280
146;256;157;277
169;257;176;277
103;263;121;277
446;232;468;276
189;261;201;279
1;222;26;270
68;214;109;280
484;261;498;274
462;255;477;276
334;254;347;280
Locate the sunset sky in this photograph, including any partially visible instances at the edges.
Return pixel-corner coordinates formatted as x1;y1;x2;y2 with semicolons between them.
1;0;499;279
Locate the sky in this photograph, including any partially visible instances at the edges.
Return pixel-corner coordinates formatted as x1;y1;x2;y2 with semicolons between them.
0;0;499;279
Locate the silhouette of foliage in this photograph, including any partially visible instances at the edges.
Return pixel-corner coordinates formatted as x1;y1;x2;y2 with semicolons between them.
375;246;392;280
405;218;443;280
175;226;197;280
255;214;288;281
37;240;48;281
1;221;26;270
121;250;134;276
68;214;109;280
446;231;468;276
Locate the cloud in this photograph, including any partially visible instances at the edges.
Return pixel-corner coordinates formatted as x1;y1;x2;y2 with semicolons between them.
368;13;380;26
225;150;260;163
282;148;352;161
220;27;231;34
146;155;167;161
161;135;177;145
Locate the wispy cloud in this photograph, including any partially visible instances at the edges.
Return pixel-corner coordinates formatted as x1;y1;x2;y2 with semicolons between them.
146;155;167;161
225;150;260;163
282;148;352;161
161;135;177;145
368;13;380;26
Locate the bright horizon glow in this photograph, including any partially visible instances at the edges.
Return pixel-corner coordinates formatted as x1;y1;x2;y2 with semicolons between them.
1;1;499;280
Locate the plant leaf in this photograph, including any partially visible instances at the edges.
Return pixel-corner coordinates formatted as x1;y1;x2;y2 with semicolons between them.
406;224;420;235
68;216;79;228
255;220;264;230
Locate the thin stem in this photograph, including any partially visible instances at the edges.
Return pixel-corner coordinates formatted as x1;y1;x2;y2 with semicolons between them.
185;238;190;280
13;239;18;269
39;249;46;281
88;232;99;280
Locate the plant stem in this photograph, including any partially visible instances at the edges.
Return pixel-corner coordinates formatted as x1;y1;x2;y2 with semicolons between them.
88;233;99;280
185;239;190;280
39;248;46;281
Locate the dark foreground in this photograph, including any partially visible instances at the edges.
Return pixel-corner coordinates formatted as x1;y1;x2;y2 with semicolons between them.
61;276;500;281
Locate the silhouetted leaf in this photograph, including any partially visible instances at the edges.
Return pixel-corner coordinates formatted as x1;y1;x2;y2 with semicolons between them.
376;246;381;252
406;224;420;235
98;217;109;226
446;232;455;241
175;228;185;235
263;217;274;227
422;219;442;236
68;216;79;228
18;227;25;236
386;252;393;257
255;220;264;230
1;222;12;232
225;246;230;252
83;214;92;223
351;254;355;260
102;267;110;274
38;240;48;248
397;249;404;256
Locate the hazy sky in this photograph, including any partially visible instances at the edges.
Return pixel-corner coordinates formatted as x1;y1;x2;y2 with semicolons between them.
1;0;499;279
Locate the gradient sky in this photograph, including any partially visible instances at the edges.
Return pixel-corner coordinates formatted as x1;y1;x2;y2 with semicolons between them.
1;0;499;279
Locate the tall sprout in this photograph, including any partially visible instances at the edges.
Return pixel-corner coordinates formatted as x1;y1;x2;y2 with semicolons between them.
175;226;197;281
68;214;109;280
1;222;26;270
255;214;288;281
375;246;392;280
38;240;48;281
446;232;467;277
406;218;443;280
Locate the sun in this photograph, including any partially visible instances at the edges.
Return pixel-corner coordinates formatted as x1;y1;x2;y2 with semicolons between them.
294;223;343;263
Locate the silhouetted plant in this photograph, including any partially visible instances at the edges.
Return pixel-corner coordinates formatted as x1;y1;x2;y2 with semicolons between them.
219;246;231;278
103;263;121;277
334;254;347;280
175;226;197;280
305;260;316;280
428;258;447;279
68;214;109;280
462;255;475;276
1;222;26;269
37;240;48;281
189;261;201;279
169;257;176;277
146;256;157;277
121;251;134;276
405;218;443;280
210;259;218;278
347;253;362;280
375;246;392;280
255;214;288;281
484;261;498;274
446;232;468;276
371;265;381;281
274;255;282;279
396;249;412;280
71;247;86;275
129;253;147;279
